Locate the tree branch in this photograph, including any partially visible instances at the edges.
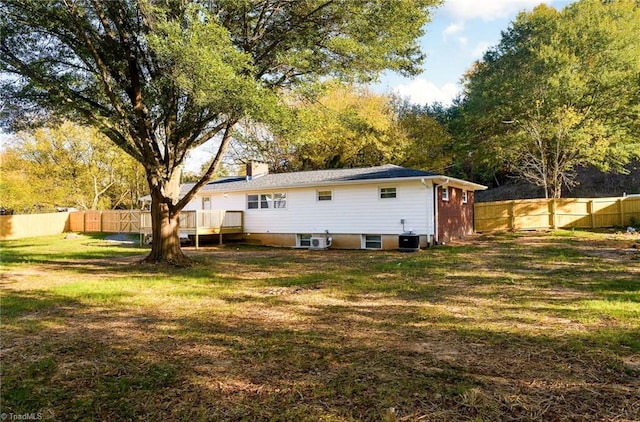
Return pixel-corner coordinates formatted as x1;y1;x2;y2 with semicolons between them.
175;118;238;211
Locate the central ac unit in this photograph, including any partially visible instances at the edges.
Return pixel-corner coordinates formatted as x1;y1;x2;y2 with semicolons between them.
309;237;328;250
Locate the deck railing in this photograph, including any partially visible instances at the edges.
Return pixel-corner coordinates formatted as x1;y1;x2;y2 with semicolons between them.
140;210;243;234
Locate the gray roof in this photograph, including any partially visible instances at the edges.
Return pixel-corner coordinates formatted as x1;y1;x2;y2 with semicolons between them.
139;165;484;202
199;164;441;193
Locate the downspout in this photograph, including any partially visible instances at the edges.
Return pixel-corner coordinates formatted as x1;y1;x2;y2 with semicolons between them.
421;178;436;246
433;183;438;245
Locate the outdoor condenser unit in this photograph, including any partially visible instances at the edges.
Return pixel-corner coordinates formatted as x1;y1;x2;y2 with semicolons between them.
309;237;330;250
398;232;420;252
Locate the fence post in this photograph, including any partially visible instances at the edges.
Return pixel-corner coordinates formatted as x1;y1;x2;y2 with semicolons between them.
589;200;596;229
509;201;516;230
619;198;625;226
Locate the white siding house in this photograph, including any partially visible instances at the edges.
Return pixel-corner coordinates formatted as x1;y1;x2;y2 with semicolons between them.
176;163;486;250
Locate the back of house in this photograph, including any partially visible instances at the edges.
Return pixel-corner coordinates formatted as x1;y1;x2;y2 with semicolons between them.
181;163;486;250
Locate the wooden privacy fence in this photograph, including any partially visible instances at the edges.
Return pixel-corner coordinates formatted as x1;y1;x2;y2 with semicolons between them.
69;210;141;233
0;212;70;240
474;196;640;232
1;210;243;242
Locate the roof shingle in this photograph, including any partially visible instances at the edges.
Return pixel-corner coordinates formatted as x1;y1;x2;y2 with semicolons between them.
199;164;438;192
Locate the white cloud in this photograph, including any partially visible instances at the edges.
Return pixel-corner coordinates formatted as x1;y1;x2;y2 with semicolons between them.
442;0;545;22
443;22;465;37
442;22;468;47
393;78;460;106
471;41;492;58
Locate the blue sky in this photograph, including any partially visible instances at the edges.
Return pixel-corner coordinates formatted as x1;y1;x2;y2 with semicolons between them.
374;0;577;105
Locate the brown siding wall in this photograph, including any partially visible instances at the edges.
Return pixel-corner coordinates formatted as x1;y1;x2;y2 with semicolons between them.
437;187;474;243
244;233;431;250
244;233;296;247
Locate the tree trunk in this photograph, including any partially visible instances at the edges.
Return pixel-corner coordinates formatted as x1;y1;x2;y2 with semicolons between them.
141;197;188;265
141;169;189;265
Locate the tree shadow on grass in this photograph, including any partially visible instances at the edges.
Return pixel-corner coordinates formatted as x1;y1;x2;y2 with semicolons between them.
2;232;639;420
1;287;639;421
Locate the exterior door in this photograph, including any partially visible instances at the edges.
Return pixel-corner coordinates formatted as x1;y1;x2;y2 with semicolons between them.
202;197;212;227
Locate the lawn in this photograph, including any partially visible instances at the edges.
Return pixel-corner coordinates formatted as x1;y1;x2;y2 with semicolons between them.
1;230;639;421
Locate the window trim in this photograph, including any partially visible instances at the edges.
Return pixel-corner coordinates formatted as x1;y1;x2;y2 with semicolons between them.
247;194;259;209
247;192;287;210
317;190;333;201
441;186;449;201
462;190;468;204
272;193;287;208
362;234;383;250
297;234;312;248
379;187;397;199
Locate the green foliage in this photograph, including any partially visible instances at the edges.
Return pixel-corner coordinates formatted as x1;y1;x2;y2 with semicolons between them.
460;0;640;197
292;84;407;169
145;3;268;116
395;102;454;173
0;0;437;172
231;83;455;172
0;122;146;212
0;0;439;261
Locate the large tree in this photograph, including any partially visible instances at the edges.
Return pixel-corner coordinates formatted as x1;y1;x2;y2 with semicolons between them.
0;0;439;264
460;0;640;198
230;84;456;174
1;122;146;212
394;101;454;174
230;83;410;171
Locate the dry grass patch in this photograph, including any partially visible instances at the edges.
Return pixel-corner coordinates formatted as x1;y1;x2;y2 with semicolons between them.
1;230;639;421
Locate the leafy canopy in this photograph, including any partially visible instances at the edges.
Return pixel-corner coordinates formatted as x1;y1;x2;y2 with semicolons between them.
0;123;146;212
460;0;640;198
0;0;439;192
228;83;454;173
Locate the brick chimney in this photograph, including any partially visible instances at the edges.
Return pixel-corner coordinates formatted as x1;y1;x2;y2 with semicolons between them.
246;161;269;180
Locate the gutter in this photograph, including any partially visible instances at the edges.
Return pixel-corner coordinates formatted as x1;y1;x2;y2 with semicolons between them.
199;175;487;194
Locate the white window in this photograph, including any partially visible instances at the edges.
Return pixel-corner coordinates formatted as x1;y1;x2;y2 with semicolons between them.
442;186;449;201
260;193;272;208
248;193;287;209
362;235;382;250
462;190;468;204
317;190;332;201
202;196;211;210
247;194;259;209
297;234;312;247
380;187;397;199
273;193;287;208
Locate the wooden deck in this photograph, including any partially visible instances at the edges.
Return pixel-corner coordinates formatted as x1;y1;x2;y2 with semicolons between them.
140;210;243;248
